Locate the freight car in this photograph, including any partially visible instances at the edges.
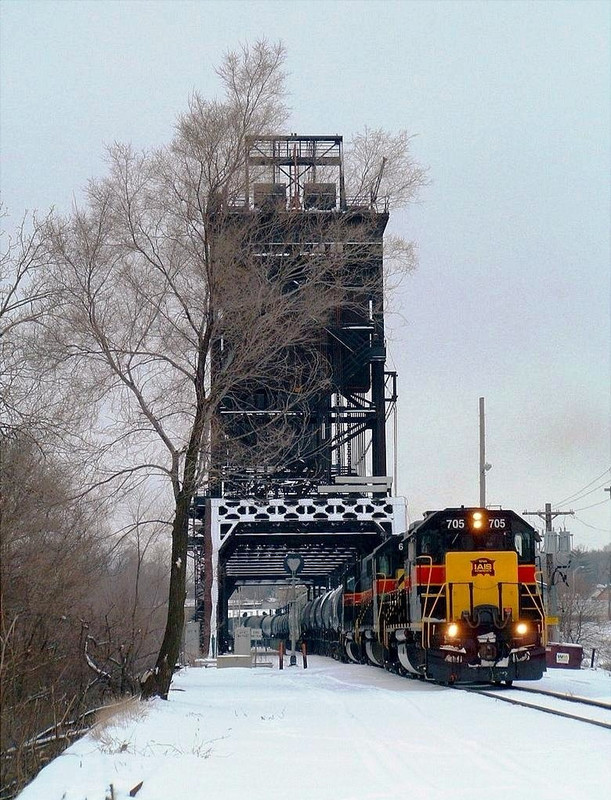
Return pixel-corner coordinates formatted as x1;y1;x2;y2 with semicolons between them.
264;507;547;685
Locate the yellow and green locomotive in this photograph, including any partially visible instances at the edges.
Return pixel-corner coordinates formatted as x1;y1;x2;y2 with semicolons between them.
307;506;547;684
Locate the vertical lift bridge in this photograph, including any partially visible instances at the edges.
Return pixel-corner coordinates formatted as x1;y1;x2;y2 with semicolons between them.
189;135;405;653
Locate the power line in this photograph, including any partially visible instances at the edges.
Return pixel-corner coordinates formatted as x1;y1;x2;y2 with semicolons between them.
573;514;611;534
555;475;610;506
573;498;611;513
560;480;611;506
553;467;611;506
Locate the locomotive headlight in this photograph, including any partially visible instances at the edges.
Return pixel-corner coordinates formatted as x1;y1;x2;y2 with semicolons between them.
515;622;528;636
472;511;484;530
447;623;460;639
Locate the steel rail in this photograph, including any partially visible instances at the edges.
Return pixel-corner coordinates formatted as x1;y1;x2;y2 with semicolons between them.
510;685;611;711
455;685;611;730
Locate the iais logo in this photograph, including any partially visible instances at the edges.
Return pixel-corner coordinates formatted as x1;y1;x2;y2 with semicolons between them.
470;557;495;577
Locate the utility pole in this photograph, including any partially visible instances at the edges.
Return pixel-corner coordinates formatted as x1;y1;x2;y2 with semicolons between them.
523;503;574;642
479;397;491;507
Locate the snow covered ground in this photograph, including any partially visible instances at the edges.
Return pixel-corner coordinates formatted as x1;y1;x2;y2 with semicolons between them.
16;656;611;800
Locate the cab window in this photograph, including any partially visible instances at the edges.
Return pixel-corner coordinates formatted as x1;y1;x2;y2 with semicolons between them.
377;553;391;576
514;528;535;563
417;532;441;563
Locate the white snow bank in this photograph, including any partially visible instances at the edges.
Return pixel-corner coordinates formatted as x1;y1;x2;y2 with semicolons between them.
16;657;611;800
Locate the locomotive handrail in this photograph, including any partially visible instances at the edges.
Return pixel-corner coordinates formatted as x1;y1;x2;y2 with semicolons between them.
354;590;373;645
521;580;547;644
375;571;389;644
416;555;447;649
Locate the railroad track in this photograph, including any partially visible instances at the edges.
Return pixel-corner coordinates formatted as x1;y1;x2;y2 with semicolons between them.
455;684;611;729
512;685;611;710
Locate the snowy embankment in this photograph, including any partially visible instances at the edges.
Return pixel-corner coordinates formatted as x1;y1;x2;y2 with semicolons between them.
16;656;611;800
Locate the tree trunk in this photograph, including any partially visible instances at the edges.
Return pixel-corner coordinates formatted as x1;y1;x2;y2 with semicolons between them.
140;392;207;700
199;508;214;658
139;492;190;700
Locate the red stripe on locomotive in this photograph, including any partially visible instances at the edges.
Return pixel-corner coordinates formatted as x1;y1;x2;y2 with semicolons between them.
344;589;373;606
375;578;397;593
415;564;446;584
518;564;537;582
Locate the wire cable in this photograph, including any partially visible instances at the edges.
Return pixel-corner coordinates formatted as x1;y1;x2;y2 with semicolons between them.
553;467;611;506
573;498;611;513
572;514;611;534
560;481;611;507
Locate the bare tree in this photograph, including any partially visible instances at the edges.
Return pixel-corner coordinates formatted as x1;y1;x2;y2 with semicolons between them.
0;436;173;796
0;209;51;438
0;436;108;797
344;127;428;208
557;567;611;667
41;41;298;699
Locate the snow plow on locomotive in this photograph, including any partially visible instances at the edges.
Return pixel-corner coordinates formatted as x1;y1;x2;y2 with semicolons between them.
264;507;547;685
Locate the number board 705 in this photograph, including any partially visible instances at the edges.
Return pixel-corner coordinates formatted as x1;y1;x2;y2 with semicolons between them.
444;517;507;529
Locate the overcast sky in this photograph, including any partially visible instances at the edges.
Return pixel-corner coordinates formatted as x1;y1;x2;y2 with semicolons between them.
1;0;609;549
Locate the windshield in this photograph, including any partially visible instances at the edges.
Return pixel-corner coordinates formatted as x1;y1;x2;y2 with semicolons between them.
418;520;535;564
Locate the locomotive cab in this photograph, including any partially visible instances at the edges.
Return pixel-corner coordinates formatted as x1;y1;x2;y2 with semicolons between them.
400;507;546;684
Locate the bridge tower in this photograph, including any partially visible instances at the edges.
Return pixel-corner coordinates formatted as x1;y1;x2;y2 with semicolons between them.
189;135;404;654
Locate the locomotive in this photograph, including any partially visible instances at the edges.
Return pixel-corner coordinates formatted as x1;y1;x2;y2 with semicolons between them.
243;507;547;685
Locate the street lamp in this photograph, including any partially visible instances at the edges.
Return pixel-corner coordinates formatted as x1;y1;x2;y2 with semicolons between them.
572;565;585;594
